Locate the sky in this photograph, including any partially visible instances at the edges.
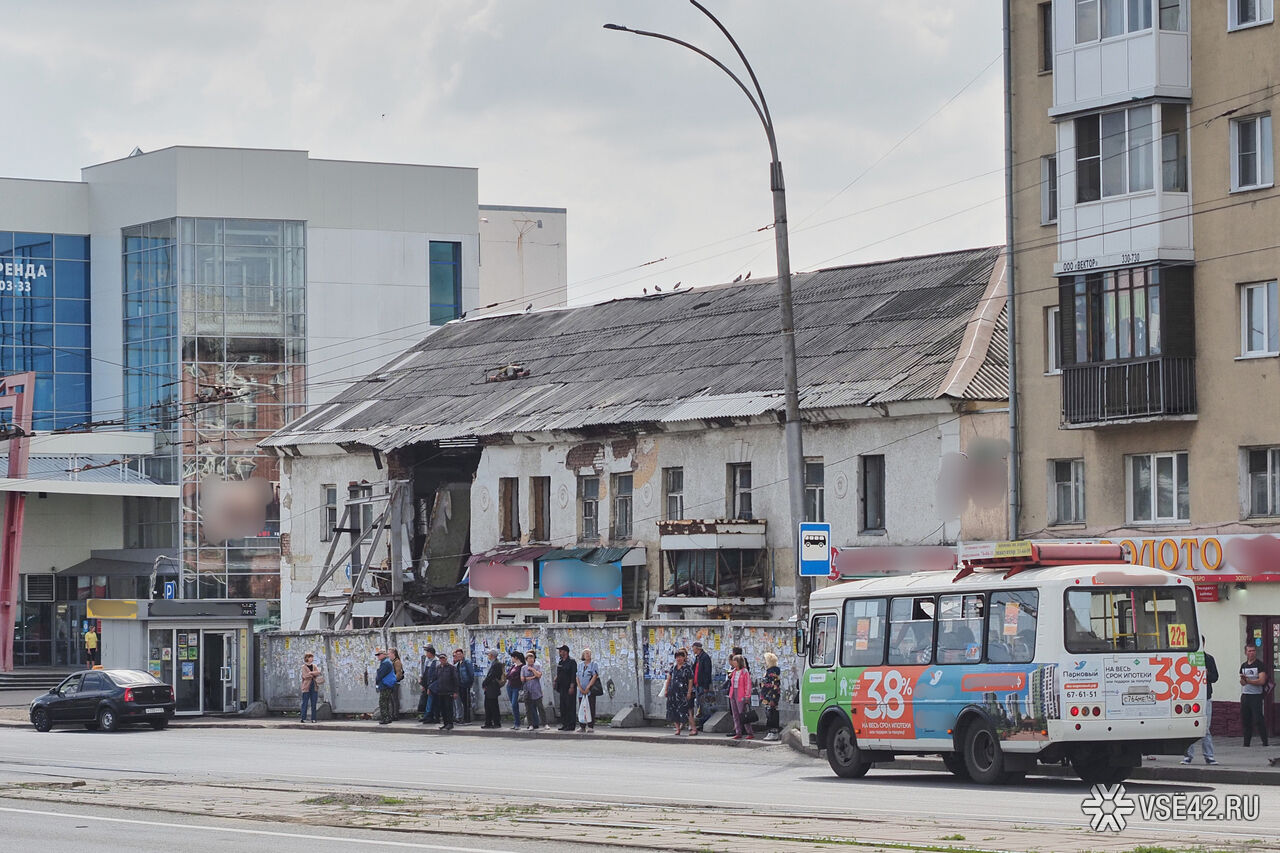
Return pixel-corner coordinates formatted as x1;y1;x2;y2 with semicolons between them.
1;0;1007;306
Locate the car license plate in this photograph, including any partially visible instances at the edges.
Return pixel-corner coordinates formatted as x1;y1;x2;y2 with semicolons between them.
145;707;163;714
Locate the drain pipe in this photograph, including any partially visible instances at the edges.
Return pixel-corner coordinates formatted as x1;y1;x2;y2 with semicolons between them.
1003;0;1021;540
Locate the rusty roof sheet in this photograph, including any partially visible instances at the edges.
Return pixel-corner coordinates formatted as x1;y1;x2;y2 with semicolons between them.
264;246;1007;450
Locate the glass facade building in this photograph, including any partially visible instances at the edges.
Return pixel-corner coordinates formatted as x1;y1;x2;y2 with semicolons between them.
0;231;91;429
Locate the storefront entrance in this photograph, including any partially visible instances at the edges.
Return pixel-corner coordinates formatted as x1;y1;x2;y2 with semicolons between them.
147;626;241;714
1244;615;1279;736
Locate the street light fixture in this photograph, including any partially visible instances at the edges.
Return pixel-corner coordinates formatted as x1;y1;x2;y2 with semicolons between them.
605;1;810;623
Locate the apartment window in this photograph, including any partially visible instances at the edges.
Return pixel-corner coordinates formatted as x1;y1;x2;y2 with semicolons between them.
1230;114;1274;192
429;240;463;325
1038;3;1054;71
348;483;374;536
1041;155;1058;224
1159;0;1187;30
1161;103;1188;192
1241;281;1279;356
1045;306;1062;374
321;484;337;542
860;454;886;533
579;476;599;539
804;459;825;523
1066;266;1161;363
1076;0;1151;41
663;467;685;521
530;476;551;542
1229;0;1274;30
1128;451;1189;523
1075;106;1154;202
1247;447;1280;516
611;473;633;539
1050;459;1086;525
498;477;520;542
728;463;753;520
1076;0;1099;42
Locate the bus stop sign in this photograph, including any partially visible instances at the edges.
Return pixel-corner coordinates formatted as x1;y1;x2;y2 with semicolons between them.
798;522;832;576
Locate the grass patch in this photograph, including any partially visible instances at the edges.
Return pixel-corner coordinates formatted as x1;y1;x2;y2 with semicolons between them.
939;835;965;841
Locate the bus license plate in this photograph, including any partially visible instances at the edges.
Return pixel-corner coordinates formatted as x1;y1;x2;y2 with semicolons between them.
1121;692;1155;705
145;707;163;714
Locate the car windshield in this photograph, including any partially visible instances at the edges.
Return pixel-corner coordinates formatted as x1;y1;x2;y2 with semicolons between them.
106;670;161;686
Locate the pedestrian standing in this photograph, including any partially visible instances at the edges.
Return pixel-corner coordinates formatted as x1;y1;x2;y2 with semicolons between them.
576;648;600;733
432;652;459;731
389;648;405;719
453;649;475;723
481;649;504;728
374;648;396;725
727;654;754;740
1240;643;1270;747
522;650;546;730
554;645;578;731
300;652;322;723
760;651;782;741
1182;638;1218;764
418;646;440;724
691;641;713;734
664;649;694;735
505;650;526;730
83;624;99;668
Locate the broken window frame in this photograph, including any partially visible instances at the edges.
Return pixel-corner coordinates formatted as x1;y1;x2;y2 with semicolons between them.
727;463;753;520
661;548;767;599
579;475;600;540
530;476;551;542
498;477;520;542
611;473;633;539
321;484;337;542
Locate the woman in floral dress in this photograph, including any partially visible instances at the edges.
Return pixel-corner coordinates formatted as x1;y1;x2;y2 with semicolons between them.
664;648;695;735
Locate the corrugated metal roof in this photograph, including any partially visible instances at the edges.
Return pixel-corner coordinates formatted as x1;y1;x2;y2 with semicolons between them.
265;247;1007;450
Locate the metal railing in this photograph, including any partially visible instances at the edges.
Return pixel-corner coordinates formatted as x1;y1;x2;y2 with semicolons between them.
1062;356;1196;426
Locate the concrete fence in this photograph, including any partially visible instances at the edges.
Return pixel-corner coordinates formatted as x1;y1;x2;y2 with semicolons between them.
259;620;801;724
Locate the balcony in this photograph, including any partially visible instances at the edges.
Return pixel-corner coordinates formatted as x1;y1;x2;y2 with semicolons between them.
1061;356;1196;427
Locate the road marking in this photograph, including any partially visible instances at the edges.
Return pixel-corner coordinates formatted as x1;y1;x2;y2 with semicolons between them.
0;805;517;852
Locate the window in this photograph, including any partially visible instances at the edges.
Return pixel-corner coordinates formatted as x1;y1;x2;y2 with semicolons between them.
579;476;599;540
1159;0;1187;30
1230;114;1274;191
988;590;1038;663
727;463;752;520
321;484;337;542
1241;281;1279;356
1050;459;1086;524
1038;3;1054;71
841;598;887;667
859;454;886;532
804;459;825;523
611;473;633;539
887;596;934;666
348;484;374;536
1045;305;1062;374
530;476;551;542
809;614;838;668
1065;587;1199;653
1065;266;1161;363
1075;106;1154;202
1076;0;1099;42
663;467;684;520
1077;0;1152;41
1041;155;1058;224
661;549;766;597
429;241;463;325
1161;103;1189;192
1247;447;1280;516
1128;451;1189;522
936;594;985;664
1229;0;1274;30
498;477;520;542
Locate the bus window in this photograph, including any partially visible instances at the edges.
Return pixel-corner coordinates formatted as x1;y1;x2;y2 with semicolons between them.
1065;587;1199;653
988;590;1038;663
936;593;984;663
888;596;935;665
841;598;887;667
810;614;838;667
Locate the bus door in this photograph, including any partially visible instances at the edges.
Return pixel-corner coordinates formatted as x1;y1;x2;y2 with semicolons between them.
804;612;839;725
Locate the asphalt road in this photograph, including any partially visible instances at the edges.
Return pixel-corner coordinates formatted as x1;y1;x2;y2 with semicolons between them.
1;725;1276;851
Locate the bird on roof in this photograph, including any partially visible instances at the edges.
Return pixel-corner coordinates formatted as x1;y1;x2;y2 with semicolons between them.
673;282;681;289
654;285;662;292
744;271;751;280
525;303;533;311
643;288;648;294
732;274;742;283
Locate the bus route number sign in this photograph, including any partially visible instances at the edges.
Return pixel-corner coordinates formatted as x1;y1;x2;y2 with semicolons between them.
799;522;833;577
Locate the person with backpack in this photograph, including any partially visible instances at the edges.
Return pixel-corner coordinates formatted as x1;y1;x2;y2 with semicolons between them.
374;649;396;725
1182;637;1218;765
417;646;440;724
388;648;405;720
453;648;475;723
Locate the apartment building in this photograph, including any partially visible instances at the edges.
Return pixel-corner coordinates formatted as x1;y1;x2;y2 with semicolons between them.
1009;0;1279;734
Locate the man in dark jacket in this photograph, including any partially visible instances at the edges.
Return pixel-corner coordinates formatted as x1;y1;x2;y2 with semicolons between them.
691;641;714;729
431;653;459;731
1182;638;1219;764
453;649;475;723
481;648;504;728
374;649;396;725
554;644;578;731
418;646;440;723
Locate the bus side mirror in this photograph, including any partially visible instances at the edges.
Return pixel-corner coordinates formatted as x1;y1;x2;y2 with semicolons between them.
794;625;806;656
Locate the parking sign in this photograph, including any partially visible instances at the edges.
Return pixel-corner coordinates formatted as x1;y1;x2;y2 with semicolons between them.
798;522;833;576
163;580;176;600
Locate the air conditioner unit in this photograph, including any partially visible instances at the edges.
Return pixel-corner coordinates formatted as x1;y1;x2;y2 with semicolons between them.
25;574;55;603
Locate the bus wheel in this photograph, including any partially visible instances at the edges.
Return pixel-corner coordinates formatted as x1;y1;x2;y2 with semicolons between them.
825;718;872;778
1071;754;1130;785
942;752;970;779
962;722;1010;785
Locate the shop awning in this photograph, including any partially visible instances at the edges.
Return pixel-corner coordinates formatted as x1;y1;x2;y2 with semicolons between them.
539;546;632;566
58;557;179;577
465;546;552;600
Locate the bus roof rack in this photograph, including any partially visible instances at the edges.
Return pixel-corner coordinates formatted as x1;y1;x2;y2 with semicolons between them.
953;541;1128;582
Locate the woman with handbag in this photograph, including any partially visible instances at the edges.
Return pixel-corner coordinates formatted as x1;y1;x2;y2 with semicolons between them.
663;649;695;736
504;650;526;730
727;654;755;740
760;652;782;741
576;648;602;733
300;653;323;722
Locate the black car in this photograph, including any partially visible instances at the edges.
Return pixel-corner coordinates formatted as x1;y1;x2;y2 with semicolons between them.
30;669;176;732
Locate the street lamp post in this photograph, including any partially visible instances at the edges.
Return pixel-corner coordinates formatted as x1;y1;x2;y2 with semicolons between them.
606;1;810;625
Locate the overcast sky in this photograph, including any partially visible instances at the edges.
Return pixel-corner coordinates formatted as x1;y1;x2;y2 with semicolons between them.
3;0;1005;305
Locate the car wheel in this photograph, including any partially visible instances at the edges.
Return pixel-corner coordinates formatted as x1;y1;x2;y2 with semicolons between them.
97;707;119;733
30;707;52;733
825;717;872;778
942;752;971;779
962;721;1012;785
149;717;169;730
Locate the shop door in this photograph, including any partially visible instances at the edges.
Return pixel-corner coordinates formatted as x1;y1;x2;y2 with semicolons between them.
1244;616;1278;736
201;631;238;713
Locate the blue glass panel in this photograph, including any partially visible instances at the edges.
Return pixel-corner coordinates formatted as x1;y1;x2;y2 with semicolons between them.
13;233;53;257
54;260;89;299
28;325;53;348
54;324;89;348
34;377;54;412
55;374;88;412
54;235;89;260
54;299;88;324
17;299;54;324
0;233;11;254
429;241;459;263
54;348;89;374
0;298;11;322
31;413;54;431
13;348;54;373
29;271;53;299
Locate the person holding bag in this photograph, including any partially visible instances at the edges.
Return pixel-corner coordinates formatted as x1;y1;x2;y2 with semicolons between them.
505;650;526;730
664;649;694;736
760;652;782;741
727;654;755;740
576;648;601;733
300;652;323;722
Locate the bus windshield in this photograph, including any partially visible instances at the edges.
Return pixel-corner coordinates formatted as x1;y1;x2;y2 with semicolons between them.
1064;586;1199;653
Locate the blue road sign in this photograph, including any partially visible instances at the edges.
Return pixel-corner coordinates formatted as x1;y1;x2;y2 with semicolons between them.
163;580;176;600
798;522;833;576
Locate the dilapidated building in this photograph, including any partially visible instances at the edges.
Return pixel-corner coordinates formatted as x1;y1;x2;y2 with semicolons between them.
264;246;1011;629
